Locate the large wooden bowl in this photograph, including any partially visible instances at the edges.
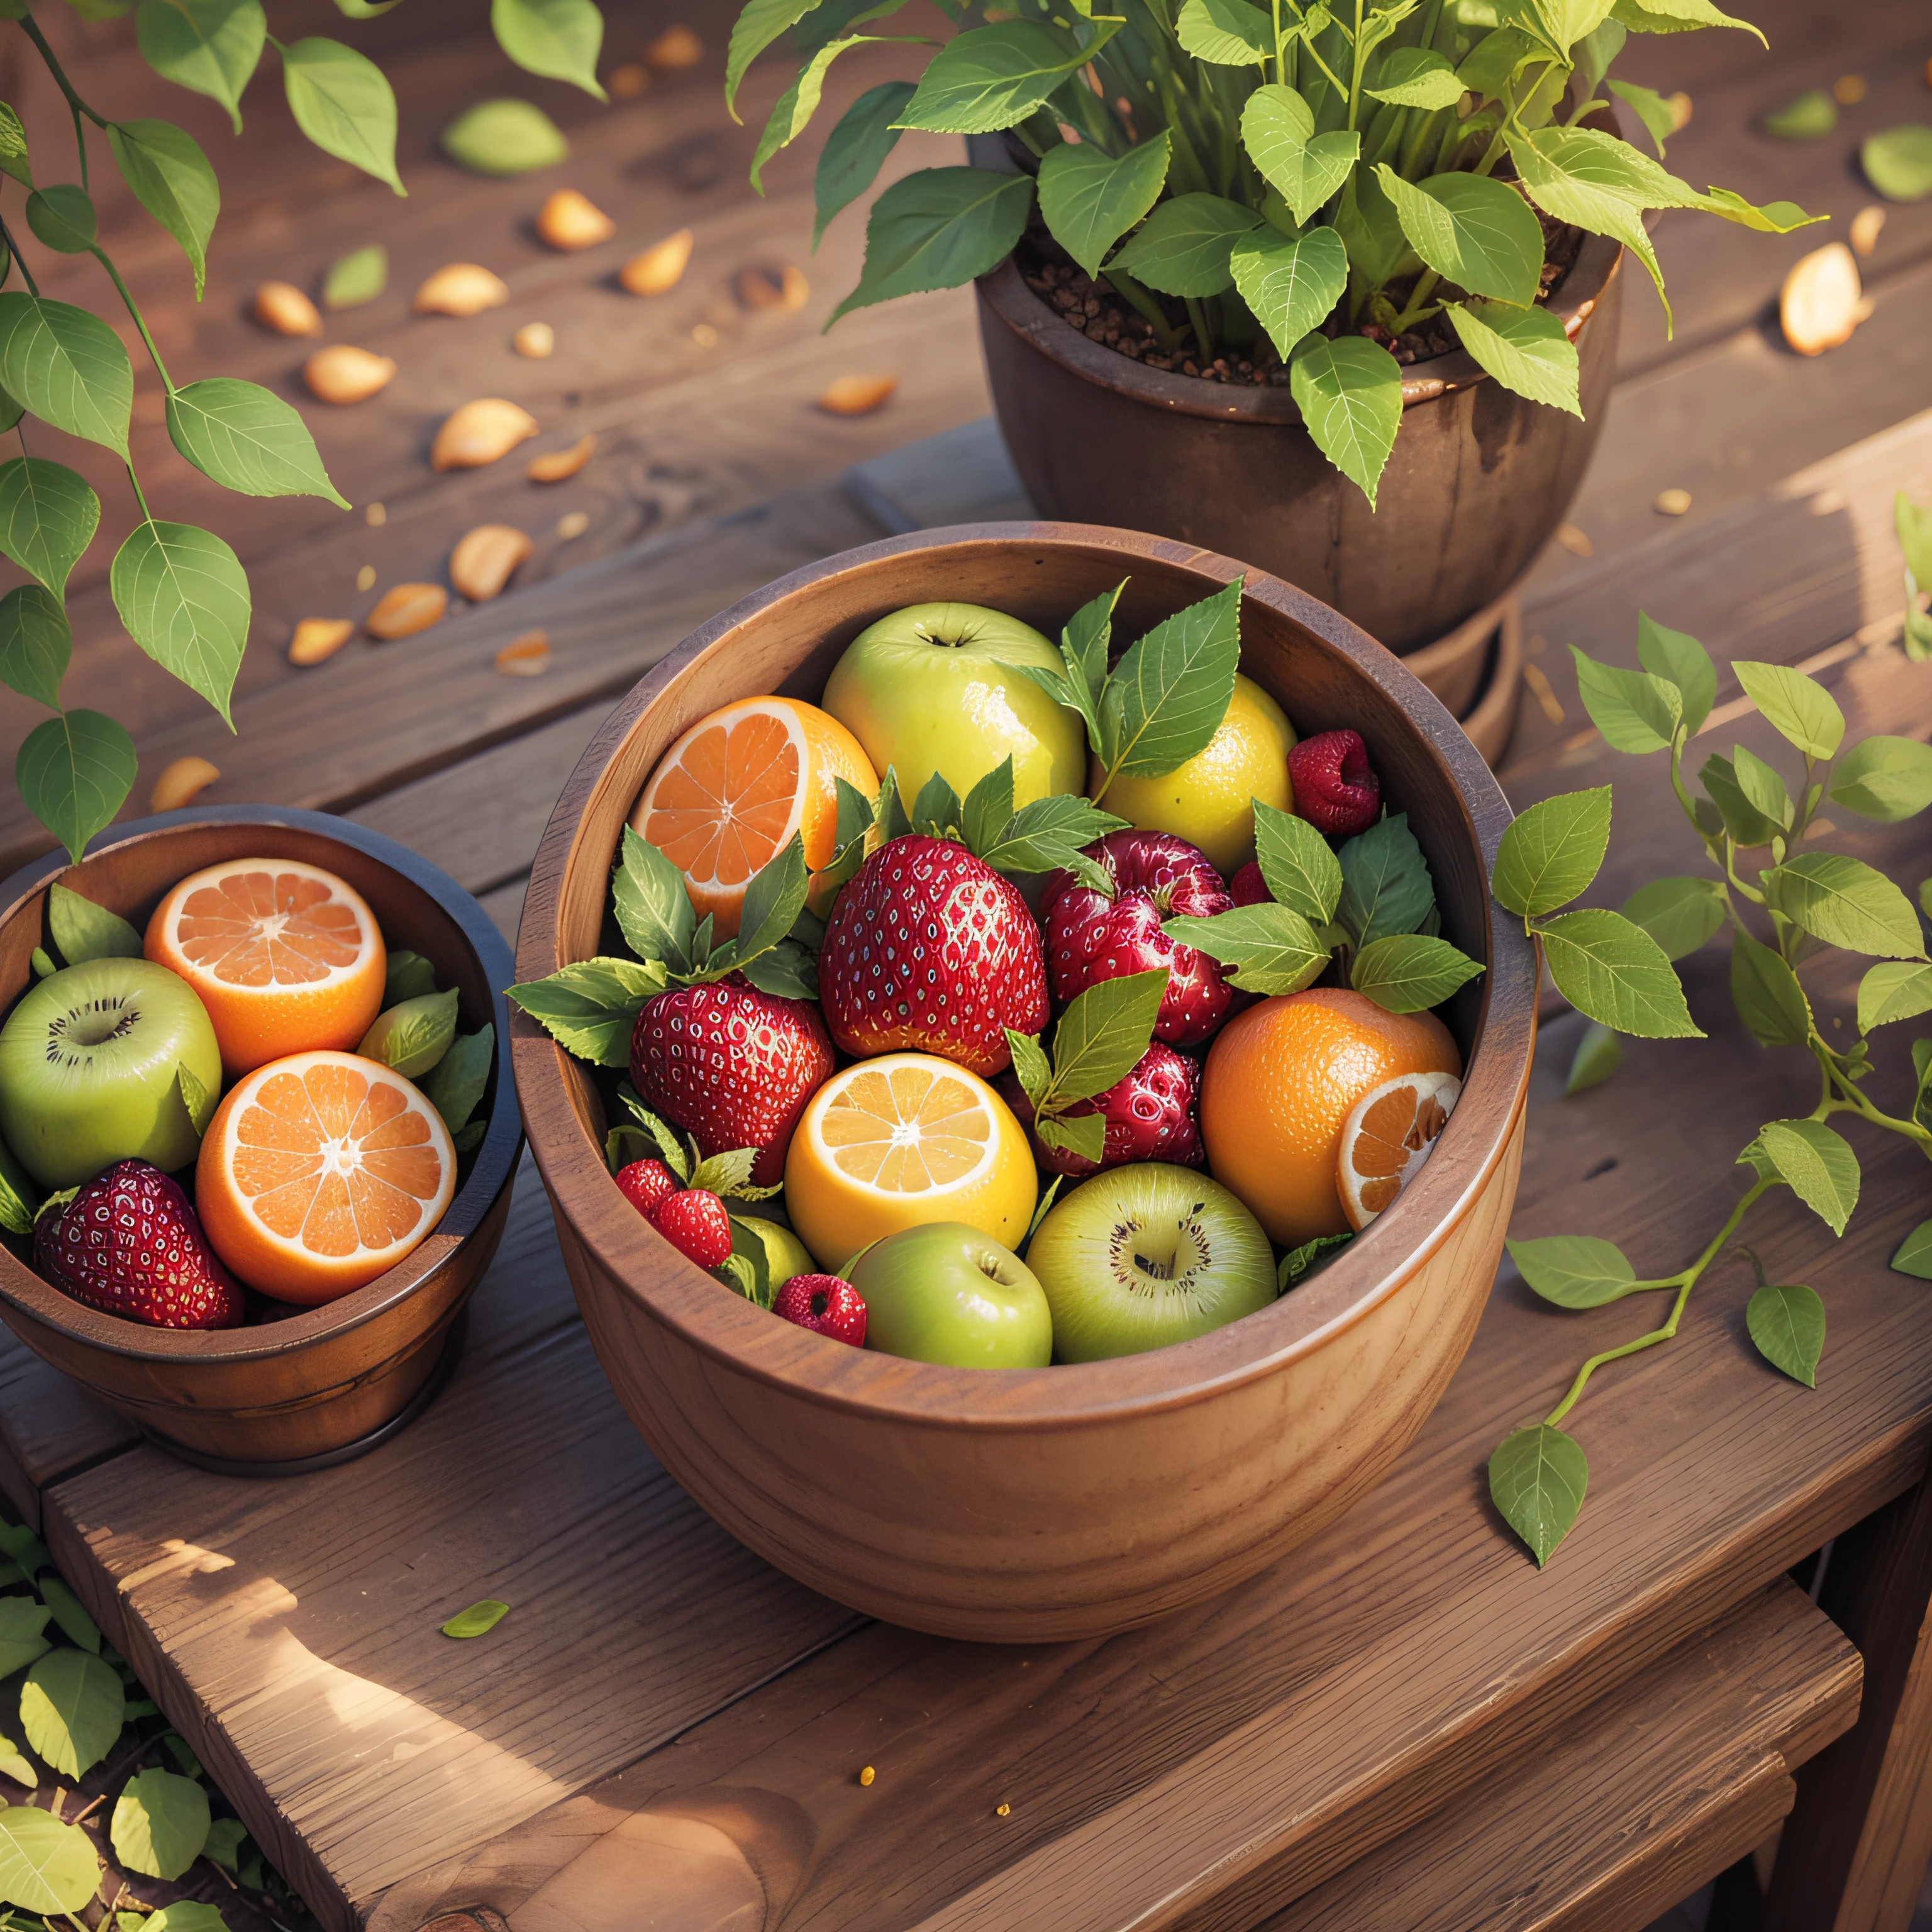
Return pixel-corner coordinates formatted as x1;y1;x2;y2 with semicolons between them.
514;525;1536;1641
0;807;523;1468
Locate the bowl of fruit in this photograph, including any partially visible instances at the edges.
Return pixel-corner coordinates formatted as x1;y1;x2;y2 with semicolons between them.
0;806;521;1470
511;523;1535;1641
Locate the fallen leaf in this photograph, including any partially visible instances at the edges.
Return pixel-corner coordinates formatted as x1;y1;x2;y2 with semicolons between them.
441;1599;510;1638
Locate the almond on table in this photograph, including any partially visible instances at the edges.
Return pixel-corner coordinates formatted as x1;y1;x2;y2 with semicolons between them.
527;434;594;482
537;188;614;251
432;398;538;469
619;230;692;296
513;321;555;358
450;524;533;602
253;280;322;336
415;263;509;315
304;345;397;404
368;583;447;638
646;24;701;67
818;373;896;416
149;756;220;813
496;631;552;676
289;618;354;665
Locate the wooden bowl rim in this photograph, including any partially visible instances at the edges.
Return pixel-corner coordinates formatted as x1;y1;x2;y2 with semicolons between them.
514;521;1536;1430
0;805;524;1364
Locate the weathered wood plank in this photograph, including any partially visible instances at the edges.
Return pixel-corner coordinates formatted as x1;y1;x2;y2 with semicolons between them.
0;1335;135;1535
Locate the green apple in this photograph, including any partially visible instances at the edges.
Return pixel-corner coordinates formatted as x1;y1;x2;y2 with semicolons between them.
822;602;1087;809
851;1221;1052;1368
0;958;222;1187
731;1208;816;1292
1026;1164;1276;1361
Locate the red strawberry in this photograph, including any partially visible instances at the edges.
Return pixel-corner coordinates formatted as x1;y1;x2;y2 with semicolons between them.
1001;1041;1204;1178
773;1272;868;1346
1229;860;1271;907
631;974;832;1187
1289;729;1380;836
35;1160;244;1330
818;835;1048;1077
650;1188;733;1270
615;1158;680;1221
1040;830;1234;1046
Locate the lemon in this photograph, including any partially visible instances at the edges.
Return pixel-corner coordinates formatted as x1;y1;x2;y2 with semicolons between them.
783;1052;1038;1267
1094;673;1296;875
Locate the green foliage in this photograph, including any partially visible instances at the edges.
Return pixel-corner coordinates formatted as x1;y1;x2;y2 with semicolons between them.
1488;1422;1588;1568
441;1599;511;1638
440;96;568;174
0;1805;98;1913
20;1648;124;1777
112;1766;211;1879
1006;969;1169;1158
1862;125;1932;204
1746;1279;1824;1387
1563;1019;1622;1094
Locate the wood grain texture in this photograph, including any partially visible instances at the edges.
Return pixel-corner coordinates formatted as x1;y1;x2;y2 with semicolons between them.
0;1336;133;1534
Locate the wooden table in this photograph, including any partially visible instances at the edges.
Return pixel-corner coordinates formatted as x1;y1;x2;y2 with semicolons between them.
3;1;1932;1926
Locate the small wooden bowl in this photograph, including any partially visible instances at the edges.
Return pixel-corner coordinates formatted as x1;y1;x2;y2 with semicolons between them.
515;525;1537;1641
0;807;523;1468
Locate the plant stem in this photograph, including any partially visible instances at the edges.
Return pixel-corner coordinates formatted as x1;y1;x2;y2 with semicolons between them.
1346;0;1365;129
90;245;172;390
1184;292;1214;362
1388;268;1440;335
1814;1040;1932;1150
19;17;110;130
0;214;38;296
124;460;151;521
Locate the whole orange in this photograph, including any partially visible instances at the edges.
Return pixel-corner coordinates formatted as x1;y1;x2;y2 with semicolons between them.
1200;988;1461;1245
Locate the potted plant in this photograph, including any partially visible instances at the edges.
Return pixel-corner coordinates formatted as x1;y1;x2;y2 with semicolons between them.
727;0;1818;652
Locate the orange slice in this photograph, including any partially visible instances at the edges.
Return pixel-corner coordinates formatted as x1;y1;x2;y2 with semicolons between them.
196;1050;456;1303
1336;1071;1463;1233
631;696;876;938
147;858;387;1077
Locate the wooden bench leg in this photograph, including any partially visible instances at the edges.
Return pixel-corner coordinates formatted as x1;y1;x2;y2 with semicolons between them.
1766;1474;1932;1932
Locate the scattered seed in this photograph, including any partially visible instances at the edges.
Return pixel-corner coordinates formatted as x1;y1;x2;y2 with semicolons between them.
496;630;552;675
1555;522;1592;558
289;618;354;665
995;1803;1011;1818
253;279;322;336
621;229;694;296
1832;74;1866;105
528;433;596;482
1653;487;1692;516
514;321;555;358
647;25;702;69
150;756;219;813
692;323;719;348
819;373;897;416
432;397;539;470
1667;91;1692;131
556;509;590;540
1522;661;1566;725
368;582;448;640
304;344;397;404
366;501;386;527
537;187;616;252
1780;242;1863;356
356;565;377;592
858;1766;875;1787
736;264;808;311
450;523;534;602
1850;204;1887;256
415;262;510;316
610;62;648;98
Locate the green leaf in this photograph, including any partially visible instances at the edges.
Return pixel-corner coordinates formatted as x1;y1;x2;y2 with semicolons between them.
0;1807;99;1914
16;710;136;864
1606;877;1721;969
726;0;821;118
1175;0;1271;64
282;36;404;194
0;1134;40;1237
1763;88;1835;140
1489;1421;1587;1567
1278;1230;1353;1291
106;121;218;300
1106;191;1261;298
1692;186;1825;235
1005;1027;1052;1112
1891;1220;1932;1280
1611;0;1763;36
1289;333;1403;511
1241;84;1359;226
1375;166;1543;306
1729;744;1792;831
955;759;1016;863
1540;906;1703;1038
1229;225;1346;364
20;1648;124;1777
1350;932;1484;1013
1858;962;1932;1034
0;1596;52;1678
1746;1280;1823;1387
1863;126;1932;204
505;956;665;1066
1036;1111;1106;1165
1253;798;1341;923
0;293;133;458
1162;902;1329;995
360;989;458;1078
612;824;697;967
720;1222;771;1307
0;582;65;713
167;378;348;508
0;1724;36;1789
813;80;914;245
687;1147;766;1196
1455;24;1541;99
736;833;811;967
111;519;249;728
1045;968;1167;1104
135;0;265;134
202;1819;246;1875
896;20;1116;135
616;1084;690;1180
909;769;963;835
1506;125;1671;325
0;101;28;187
492;0;604;99
45;884;138;968
1365;47;1465;108
147;1902;233;1932
1338;811;1433;944
1635;613;1714;735
112;1768;210;1880
1037;133;1170;282
384;950;436;1004
179;1060;216;1135
1731;659;1844;759
36;1576;99;1653
440;1599;509;1638
1446;300;1581;418
1564;1019;1622;1094
440;97;567;175
1606;77;1675;155
1765;852;1924;960
26;186;97;254
1568;645;1680;752
1099;578;1241;780
1699;753;1782;848
0;458;99;599
830;166;1033;323
1492;787;1610;918
426;1024;494;1135
1829;736;1932;823
321;242;386;310
736;936;819;999
753;35;884;193
1745;1118;1859;1235
1507;1232;1636;1307
1731;926;1812;1046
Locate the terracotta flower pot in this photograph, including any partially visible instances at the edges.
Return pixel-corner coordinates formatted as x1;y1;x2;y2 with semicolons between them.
0;807;523;1470
514;523;1537;1641
975;236;1623;655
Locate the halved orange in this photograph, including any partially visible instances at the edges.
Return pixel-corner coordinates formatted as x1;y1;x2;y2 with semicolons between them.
196;1050;456;1303
631;696;877;938
146;858;387;1077
1336;1070;1463;1233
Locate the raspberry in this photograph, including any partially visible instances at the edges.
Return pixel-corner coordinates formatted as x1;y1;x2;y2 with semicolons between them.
650;1188;732;1270
1288;729;1380;836
1002;1041;1204;1178
1228;861;1271;907
614;1158;680;1221
773;1272;869;1346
